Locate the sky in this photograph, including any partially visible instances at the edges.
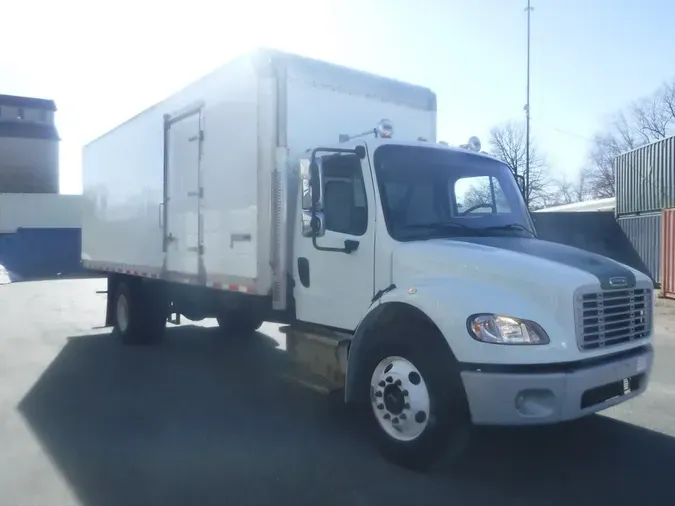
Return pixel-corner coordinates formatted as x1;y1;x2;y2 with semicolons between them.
2;0;674;195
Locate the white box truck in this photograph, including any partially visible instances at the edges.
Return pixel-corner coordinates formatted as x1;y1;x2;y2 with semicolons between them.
82;48;654;468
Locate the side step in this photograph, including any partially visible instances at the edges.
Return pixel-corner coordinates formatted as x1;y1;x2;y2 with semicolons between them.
280;325;352;395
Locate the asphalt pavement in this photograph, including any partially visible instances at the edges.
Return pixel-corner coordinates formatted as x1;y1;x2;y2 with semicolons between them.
1;278;674;506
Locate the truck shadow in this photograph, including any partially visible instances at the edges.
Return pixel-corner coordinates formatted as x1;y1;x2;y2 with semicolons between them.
18;325;675;506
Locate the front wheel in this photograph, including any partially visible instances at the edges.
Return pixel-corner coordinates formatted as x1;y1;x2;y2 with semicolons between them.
365;339;472;470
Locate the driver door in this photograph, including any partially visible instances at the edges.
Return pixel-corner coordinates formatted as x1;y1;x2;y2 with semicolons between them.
293;151;376;331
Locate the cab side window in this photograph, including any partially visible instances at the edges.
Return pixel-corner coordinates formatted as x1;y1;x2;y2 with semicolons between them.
322;154;368;236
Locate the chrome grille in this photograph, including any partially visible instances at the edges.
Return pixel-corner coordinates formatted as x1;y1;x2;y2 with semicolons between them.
575;287;652;350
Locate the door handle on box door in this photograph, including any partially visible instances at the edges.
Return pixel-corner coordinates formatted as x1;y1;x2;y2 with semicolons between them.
159;202;164;228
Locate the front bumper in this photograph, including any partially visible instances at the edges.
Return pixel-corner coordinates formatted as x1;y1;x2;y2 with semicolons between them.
460;345;653;425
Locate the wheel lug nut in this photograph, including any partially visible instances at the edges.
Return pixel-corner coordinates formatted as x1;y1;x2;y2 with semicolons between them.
402;389;409;396
399;413;407;420
383;413;391;420
378;381;385;387
386;376;393;383
392;417;399;425
394;379;402;386
375;391;383;398
404;403;410;410
377;403;384;410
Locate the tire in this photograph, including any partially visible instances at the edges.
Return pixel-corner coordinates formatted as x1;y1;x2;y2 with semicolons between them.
362;326;472;470
113;280;167;346
216;311;263;335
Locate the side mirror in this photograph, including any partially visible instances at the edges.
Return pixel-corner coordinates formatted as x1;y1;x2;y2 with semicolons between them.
302;210;325;237
514;174;525;193
300;158;324;211
513;174;530;207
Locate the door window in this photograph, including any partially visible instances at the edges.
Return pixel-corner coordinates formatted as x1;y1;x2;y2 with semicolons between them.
321;154;368;236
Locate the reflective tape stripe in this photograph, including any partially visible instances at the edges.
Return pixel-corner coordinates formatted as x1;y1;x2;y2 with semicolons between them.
84;261;254;294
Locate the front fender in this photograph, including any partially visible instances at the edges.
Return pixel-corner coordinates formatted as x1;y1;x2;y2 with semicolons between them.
344;288;445;403
345;277;577;402
386;278;574;364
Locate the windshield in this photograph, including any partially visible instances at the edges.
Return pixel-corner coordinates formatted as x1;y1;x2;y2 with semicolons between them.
374;144;534;242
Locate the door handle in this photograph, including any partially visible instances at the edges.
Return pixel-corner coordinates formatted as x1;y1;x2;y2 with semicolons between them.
344;240;359;253
159;202;164;228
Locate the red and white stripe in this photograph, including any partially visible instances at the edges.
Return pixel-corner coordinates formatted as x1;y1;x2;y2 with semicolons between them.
210;281;253;293
83;260;255;294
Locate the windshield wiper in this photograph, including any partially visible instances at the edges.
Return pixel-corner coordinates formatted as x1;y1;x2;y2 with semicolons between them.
479;223;536;236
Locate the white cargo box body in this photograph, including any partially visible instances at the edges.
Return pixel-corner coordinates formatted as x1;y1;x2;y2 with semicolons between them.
82;48;436;295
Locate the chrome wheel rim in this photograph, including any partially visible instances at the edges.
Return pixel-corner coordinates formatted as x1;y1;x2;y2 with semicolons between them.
370;356;430;442
116;293;130;333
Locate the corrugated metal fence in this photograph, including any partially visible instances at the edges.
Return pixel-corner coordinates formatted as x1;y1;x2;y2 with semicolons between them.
614;135;675;216
617;213;661;284
662;208;675;299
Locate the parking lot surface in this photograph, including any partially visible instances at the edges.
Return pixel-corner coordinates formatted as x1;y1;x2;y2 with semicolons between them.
1;278;675;506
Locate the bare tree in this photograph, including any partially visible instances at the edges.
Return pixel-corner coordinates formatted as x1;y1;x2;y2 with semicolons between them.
488;121;552;209
550;172;587;204
631;80;675;140
662;78;675;121
585;77;675;198
582;131;629;198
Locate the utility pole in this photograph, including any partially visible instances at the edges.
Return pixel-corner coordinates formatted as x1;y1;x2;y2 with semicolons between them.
524;0;533;207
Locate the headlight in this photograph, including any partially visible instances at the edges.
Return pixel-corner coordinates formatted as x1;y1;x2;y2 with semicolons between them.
467;314;549;345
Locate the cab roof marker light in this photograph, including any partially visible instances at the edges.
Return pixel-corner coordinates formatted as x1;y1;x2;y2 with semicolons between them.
459;136;481;152
376;119;394;138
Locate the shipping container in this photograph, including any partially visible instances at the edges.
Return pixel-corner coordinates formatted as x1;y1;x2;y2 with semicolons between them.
0;193;82;233
0;227;83;280
614;134;675;216
662;208;675;299
617;213;662;284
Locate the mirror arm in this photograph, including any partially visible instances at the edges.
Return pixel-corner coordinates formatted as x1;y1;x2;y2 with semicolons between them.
310;200;355;254
311;234;354;254
310;146;365;161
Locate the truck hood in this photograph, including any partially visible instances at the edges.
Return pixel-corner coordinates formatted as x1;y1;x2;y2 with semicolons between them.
391;236;642;293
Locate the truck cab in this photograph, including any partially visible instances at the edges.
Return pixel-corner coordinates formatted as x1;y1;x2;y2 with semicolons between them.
285;125;654;467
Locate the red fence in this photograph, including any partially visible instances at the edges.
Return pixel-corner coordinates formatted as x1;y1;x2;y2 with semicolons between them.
662;208;675;299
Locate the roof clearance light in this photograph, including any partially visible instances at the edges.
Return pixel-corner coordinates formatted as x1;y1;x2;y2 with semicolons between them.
468;136;481;152
376;119;394;138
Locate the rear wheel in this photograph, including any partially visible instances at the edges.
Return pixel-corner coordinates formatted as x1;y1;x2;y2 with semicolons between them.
113;280;167;345
363;328;472;470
